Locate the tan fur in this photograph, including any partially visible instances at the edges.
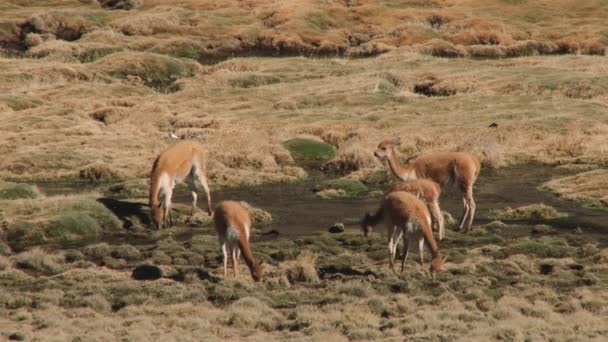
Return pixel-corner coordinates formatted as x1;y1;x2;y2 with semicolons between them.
375;137;481;231
362;191;445;273
386;179;445;240
149;140;211;229
213;201;263;282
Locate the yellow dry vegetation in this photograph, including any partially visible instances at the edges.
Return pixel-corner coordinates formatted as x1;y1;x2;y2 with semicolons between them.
542;169;608;209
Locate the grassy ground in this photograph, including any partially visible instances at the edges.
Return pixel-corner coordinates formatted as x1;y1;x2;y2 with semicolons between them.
0;207;607;340
0;1;608;186
1;1;608;340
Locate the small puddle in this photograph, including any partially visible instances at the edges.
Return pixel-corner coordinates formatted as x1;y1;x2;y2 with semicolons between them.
36;165;608;240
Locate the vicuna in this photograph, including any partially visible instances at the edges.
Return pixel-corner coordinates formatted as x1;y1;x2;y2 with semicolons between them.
362;191;445;273
375;137;480;231
213;201;263;282
386;179;444;240
149;140;211;229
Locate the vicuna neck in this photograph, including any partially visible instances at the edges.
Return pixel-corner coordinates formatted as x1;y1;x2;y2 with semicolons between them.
237;236;257;274
420;219;440;259
386;149;414;181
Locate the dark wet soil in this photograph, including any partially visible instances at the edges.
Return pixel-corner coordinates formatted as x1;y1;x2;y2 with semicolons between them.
37;164;608;238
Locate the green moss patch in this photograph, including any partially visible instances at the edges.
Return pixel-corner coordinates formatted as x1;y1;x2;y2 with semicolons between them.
283;138;336;164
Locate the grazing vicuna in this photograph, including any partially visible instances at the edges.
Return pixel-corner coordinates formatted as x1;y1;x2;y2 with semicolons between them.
149;140;211;229
213;201;263;282
374;137;480;231
362;191;445;273
386;179;445;240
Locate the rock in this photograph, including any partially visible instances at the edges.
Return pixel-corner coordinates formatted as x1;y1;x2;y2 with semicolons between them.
132;265;183;281
532;224;555;235
132;265;162;280
328;223;345;234
539;263;554;275
568;263;584;271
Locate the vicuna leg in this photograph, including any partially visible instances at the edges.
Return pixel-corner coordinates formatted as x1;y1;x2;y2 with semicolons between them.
186;173;198;218
465;186;476;231
162;188;173;228
401;236;409;273
231;248;239;277
221;243;228;277
418;238;424;264
458;195;470;231
196;171;212;215
387;226;396;270
429;201;444;240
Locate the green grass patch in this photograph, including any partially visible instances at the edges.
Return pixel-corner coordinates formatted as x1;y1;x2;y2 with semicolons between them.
0;182;38;200
283;138;336;163
503;237;576;258
229;74;281;88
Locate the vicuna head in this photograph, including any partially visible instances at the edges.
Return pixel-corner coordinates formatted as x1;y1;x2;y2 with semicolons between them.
361;213;373;237
250;261;264;282
151;203;164;229
430;255;446;273
374;137;401;161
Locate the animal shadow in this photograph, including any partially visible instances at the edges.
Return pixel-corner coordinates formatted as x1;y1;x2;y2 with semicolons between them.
97;198;151;229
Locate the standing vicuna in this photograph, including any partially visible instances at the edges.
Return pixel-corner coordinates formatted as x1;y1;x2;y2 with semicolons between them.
374;137;480;231
213;201;264;282
362;191;445;273
386;179;444;240
149;140;211;229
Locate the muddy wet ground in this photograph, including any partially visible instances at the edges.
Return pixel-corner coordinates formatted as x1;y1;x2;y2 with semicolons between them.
37;165;608;245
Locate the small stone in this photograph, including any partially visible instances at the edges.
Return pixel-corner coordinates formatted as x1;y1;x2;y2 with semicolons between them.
328;223;345;234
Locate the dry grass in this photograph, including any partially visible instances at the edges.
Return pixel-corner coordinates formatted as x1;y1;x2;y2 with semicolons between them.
541;169;608;209
0;224;606;340
489;203;567;221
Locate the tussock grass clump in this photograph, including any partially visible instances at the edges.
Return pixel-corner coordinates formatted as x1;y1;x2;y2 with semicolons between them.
314;178;368;199
93;52;202;89
0;182;39;200
79;162;122;182
219;297;284;331
107;179;148;199
46;211;101;248
321;143;377;176
238;201;273;228
503;237;576;258
13;248;64;276
0;94;43;111
5;197;122;250
280;251;319;284
489;204;566;221
229;74;281;88
419;39;468;58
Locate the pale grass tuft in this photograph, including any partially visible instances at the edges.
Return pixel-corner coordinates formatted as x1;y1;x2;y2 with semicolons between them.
280;251;319;284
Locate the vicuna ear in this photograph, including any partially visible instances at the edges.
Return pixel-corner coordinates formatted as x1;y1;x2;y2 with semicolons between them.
392;137;402;146
258;260;264;266
443;255;448;263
